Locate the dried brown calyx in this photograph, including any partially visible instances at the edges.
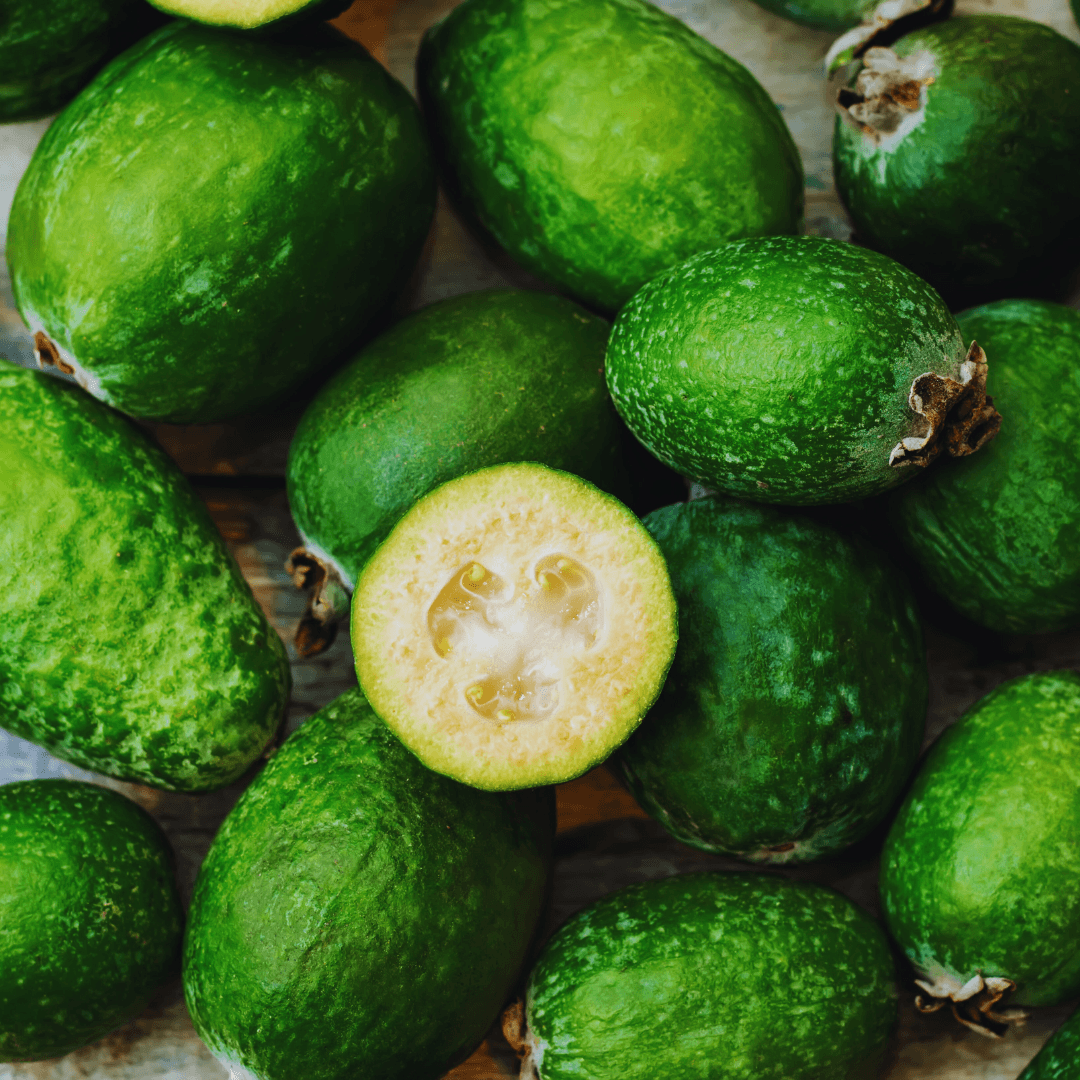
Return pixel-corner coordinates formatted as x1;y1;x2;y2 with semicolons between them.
285;547;351;658
34;331;75;375
889;342;1002;469
836;46;936;141
826;0;952;75
914;972;1028;1038
502;1000;540;1080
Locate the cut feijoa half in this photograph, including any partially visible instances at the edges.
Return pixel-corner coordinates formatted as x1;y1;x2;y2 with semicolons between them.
352;463;677;790
146;0;348;31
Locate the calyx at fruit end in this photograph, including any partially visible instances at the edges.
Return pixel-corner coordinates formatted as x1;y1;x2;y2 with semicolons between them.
914;971;1027;1038
889;342;1002;469
503;1000;541;1080
286;547;351;658
836;46;936;141
826;0;952;75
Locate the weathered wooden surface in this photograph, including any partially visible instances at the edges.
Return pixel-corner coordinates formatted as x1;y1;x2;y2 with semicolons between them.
2;0;1079;1077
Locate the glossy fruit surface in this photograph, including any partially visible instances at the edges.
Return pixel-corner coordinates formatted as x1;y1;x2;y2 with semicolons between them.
0;362;290;791
606;235;999;504
521;872;897;1080
418;0;802;312
1018;1008;1080;1079
892;300;1080;634
0;779;183;1061
616;496;926;863
749;0;875;32
184;689;553;1080
8;20;435;423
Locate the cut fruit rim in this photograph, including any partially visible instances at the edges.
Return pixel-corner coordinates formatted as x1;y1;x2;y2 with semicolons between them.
913;971;1028;1038
147;0;323;29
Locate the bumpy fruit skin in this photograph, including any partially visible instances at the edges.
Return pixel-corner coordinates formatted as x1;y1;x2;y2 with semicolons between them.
616;497;926;863
417;0;803;313
0;780;183;1062
881;671;1080;1008
184;689;553;1080
606;235;971;504
524;873;897;1080
749;0;876;32
287;289;622;586
892;300;1080;634
7;20;435;424
1019;1008;1080;1080
0;363;290;791
833;16;1080;291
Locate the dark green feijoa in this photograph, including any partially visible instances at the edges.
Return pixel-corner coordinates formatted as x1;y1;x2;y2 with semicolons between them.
0;363;290;791
615;497;926;863
750;0;876;32
0;780;183;1062
1019;1008;1080;1080
418;0;803;314
183;689;553;1080
606;235;1000;504
833;16;1080;294
881;671;1080;1033
892;300;1080;634
512;873;897;1080
7;20;435;424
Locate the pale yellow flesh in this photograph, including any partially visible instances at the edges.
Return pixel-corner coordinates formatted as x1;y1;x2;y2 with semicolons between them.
149;0;309;29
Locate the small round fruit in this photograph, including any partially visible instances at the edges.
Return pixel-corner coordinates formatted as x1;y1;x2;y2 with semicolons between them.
605;235;1000;504
0;780;183;1062
351;462;677;790
616;496;926;863
891;299;1080;634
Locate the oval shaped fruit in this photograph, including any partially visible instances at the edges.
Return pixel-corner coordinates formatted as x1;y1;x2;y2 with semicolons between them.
183;688;553;1080
891;300;1080;634
514;872;897;1080
417;0;803;313
352;462;677;790
1019;1008;1080;1080
0;363;290;791
616;496;926;863
606;235;1000;504
833;16;1080;293
7;20;435;424
0;779;183;1062
881;671;1080;1030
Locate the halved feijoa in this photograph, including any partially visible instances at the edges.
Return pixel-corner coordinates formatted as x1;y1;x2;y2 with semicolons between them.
511;872;898;1080
352;463;677;790
184;689;553;1080
616;496;926;863
1018;1007;1080;1080
881;671;1080;1033
892;299;1080;634
606;235;1000;504
0;780;183;1062
146;0;347;31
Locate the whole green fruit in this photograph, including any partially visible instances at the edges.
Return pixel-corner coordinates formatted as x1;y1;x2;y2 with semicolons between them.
750;0;876;33
0;780;183;1062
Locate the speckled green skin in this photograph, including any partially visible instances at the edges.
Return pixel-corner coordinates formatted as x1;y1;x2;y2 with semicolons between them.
7;21;435;424
1019;1008;1080;1080
749;0;875;33
606;235;968;504
526;873;897;1080
616;497;926;863
417;0;803;314
184;689;553;1080
881;671;1080;1007
892;301;1080;634
0;363;290;791
0;780;183;1062
288;290;622;586
834;16;1080;291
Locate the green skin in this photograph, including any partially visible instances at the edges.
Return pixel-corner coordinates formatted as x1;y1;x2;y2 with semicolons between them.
892;300;1080;634
287;289;623;587
0;780;183;1062
526;873;897;1080
0;363;290;791
606;234;969;504
834;16;1080;291
184;689;553;1080
7;21;435;424
147;0;350;32
417;0;803;314
1019;1008;1080;1080
881;671;1080;1007
749;0;876;33
616;497;926;863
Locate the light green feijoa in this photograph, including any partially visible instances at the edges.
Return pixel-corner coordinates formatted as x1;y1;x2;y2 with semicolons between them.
183;689;553;1080
0;362;290;791
7;20;435;424
146;0;348;31
0;779;183;1062
515;872;897;1079
881;671;1080;1032
892;300;1080;634
1018;1008;1080;1080
606;235;1001;504
417;0;803;313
